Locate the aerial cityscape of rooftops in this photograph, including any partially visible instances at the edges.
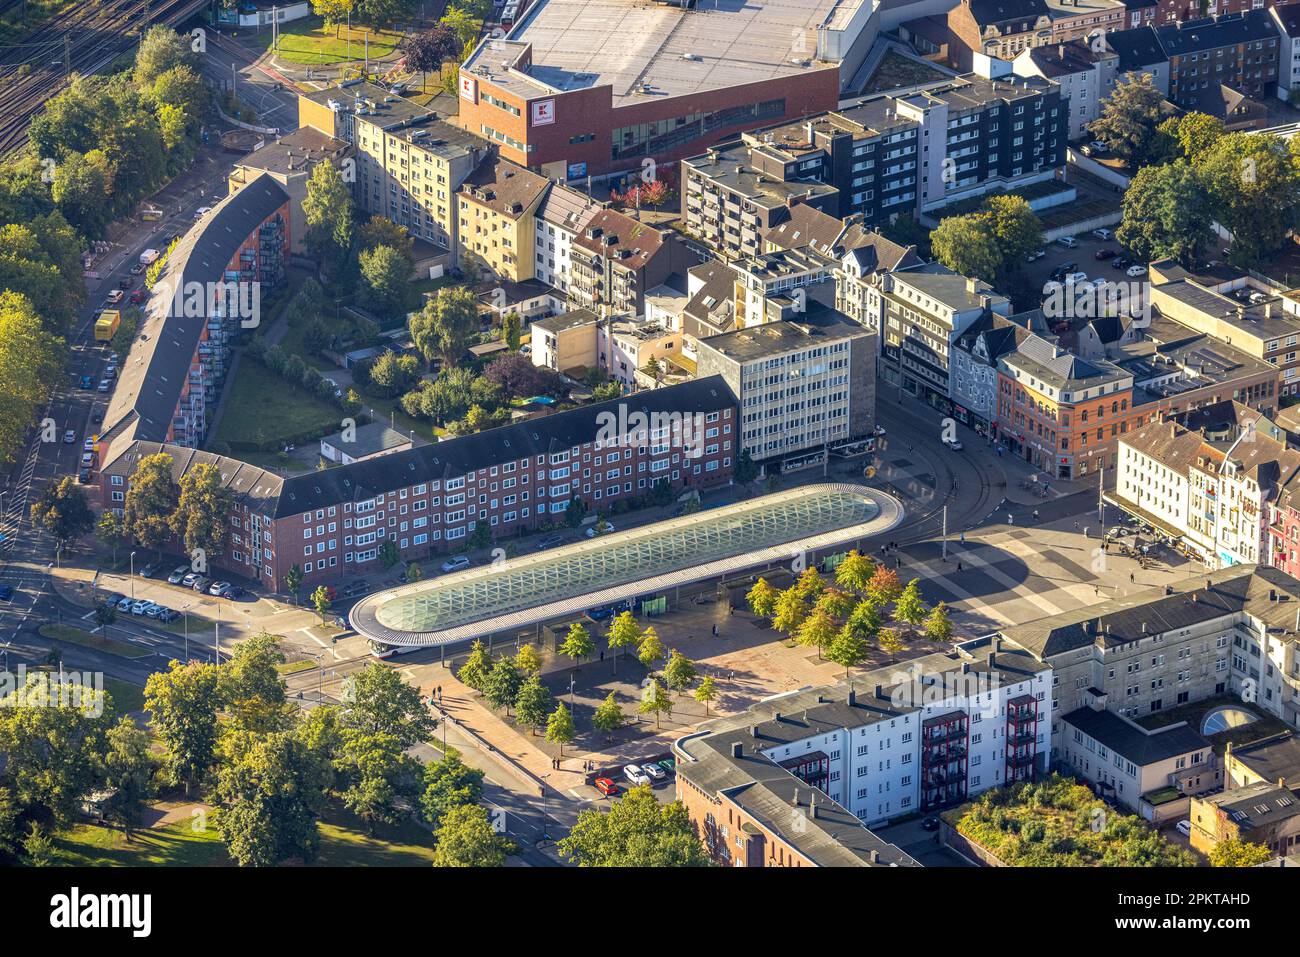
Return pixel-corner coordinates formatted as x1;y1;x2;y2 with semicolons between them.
3;0;1300;892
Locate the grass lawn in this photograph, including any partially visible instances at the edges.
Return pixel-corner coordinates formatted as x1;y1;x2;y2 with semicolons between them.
247;15;404;65
276;660;317;676
51;803;439;867
23;667;146;716
212;360;342;450
39;624;150;659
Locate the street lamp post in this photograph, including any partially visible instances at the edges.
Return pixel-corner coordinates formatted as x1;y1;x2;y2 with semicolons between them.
129;551;136;600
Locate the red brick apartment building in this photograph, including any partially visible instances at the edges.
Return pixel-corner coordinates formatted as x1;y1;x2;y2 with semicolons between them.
99;378;738;592
454;0;855;181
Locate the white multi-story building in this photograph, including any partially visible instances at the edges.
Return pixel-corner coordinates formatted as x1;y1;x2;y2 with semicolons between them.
677;643;1052;830
1272;5;1300;102
1012;38;1119;141
1115;402;1300;569
533;182;599;294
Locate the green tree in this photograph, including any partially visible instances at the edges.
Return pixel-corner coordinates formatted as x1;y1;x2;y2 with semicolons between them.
0;670;111;823
335;729;423;834
432;804;516;867
636;626;666;670
483;657;523;714
514;673;553;735
591;691;625;737
877;626;906;656
834;549;875;594
791;566;825;602
514;643;543;675
358;244;412;317
923;602;954;643
827;626;870;677
606;610;640;673
795;608;838;660
218;631;292;734
1196;132;1300;266
340;662;434;747
123;452;179;553
310;585;332;623
170;462;236;563
1209;837;1273;867
409;284;479;367
931;212;1003;283
639;678;673;729
544;702;576;755
1088;73;1171;166
985;194;1043;270
733;448;759;484
312;0;357;33
214;728;330;865
663;650;698;693
29;476;95;549
1117;161;1216;269
693;675;719;716
892;578;928;630
440;5;483;53
1165;111;1225;161
95;509;126;563
745;577;780;618
558;785;710;867
284;564;304;603
814;586;855;622
559;622;595;668
0;291;63;467
302;161;355;274
405;562;423;584
144;659;221;796
377;540;399;569
457;639;495;692
772;587;810;638
420;752;485;828
134;25;197;87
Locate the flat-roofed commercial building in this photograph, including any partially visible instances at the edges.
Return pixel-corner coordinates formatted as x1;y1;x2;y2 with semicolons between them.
455;0;875;180
696;306;877;463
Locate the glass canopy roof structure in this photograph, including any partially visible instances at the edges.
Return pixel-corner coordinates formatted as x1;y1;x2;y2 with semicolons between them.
351;484;904;652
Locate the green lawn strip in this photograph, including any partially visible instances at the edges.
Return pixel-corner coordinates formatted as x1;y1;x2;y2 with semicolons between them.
213;360;343;448
315;804;438;866
276;660;317;676
246;16;404;65
38;624;150;659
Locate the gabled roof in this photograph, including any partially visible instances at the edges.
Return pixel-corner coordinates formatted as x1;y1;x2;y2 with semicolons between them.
458;154;551;219
965;0;1050;28
1204;781;1300;830
571;210;667;272
1155;11;1279;57
1105;25;1168;71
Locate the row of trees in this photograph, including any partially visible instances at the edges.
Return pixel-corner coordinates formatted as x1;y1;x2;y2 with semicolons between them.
930;194;1043;285
1097;76;1300;269
746;553;953;677
115;453;237;562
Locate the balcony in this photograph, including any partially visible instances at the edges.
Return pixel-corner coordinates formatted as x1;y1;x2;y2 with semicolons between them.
1006;750;1036;768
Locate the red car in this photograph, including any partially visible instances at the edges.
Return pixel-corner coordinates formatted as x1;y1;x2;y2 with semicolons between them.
129;289;146;304
1093;248;1117;261
593;778;619;797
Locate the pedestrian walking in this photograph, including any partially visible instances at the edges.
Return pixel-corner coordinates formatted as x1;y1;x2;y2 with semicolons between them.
712;624;719;637
959;532;965;544
599;650;604;661
1130;572;1135;583
957;562;963;572
1073;522;1079;532
1033;510;1039;522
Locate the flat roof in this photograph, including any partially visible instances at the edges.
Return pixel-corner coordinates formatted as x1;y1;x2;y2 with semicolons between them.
464;0;857;107
350;484;904;649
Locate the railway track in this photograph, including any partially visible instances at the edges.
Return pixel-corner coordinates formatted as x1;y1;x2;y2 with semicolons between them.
0;0;207;157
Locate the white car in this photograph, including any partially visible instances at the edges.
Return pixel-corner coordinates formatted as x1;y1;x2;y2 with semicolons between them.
1057;236;1079;248
586;521;615;538
194;206;213;219
1126;264;1148;278
641;763;666;782
1064;272;1088;285
623;764;651;786
943;437;964;452
181;571;200;587
441;555;470;573
62;429;76;444
130;599;153;616
83;437;94;451
1092;228;1113;241
1176;819;1192;837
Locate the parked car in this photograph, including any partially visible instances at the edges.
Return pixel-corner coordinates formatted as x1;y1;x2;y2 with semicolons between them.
535;534;565;551
129;262;145;275
943;437;964;452
79;452;94;468
129;289;145;305
139;561;162;578
641;763;666;782
97;378;111;392
872;425;886;436
1126;264;1148;278
221;584;244;599
167;565;190;584
91;410;103;425
144;603;164;618
130;599;152;615
82;437;94;451
1049;262;1077;282
1092;227;1113;241
78;375;94;389
0;584;12;601
1176;819;1192;836
440;555;471;574
105;289;124;304
1111;257;1129;270
100;592;124;606
1250;292;1269;305
194;206;213;219
1057;235;1078;248
119;276;134;290
191;576;212;592
586;521;615;538
157;608;181;623
921;816;941;832
181;572;200;587
116;596;134;611
77;468;92;484
623;764;651;786
1094;248;1116;261
62;429;76;444
593;778;619;797
207;580;229;596
657;758;675;775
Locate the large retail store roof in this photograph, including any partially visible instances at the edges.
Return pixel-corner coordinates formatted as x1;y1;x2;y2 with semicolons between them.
350;483;903;650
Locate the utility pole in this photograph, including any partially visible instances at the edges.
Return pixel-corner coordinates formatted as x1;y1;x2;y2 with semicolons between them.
1097;468;1105;525
64;34;70;76
942;505;948;562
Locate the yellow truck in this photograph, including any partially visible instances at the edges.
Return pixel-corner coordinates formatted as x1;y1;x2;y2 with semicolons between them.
94;309;121;342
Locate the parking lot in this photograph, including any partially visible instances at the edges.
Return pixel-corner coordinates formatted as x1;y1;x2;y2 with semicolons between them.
1022;227;1142;296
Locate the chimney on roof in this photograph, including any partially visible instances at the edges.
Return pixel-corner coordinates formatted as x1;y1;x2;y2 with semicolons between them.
962;661;972;674
809;794;818;819
1271;588;1278;602
848;687;857;705
1165;585;1173;596
751;724;759;738
1059;44;1066;59
791;788;800;808
869;849;881;864
774;711;783;722
966;276;979;293
874;683;883;699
